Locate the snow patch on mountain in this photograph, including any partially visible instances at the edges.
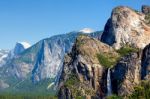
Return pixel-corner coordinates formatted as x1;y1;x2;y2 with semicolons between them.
0;54;8;61
0;50;9;67
0;55;8;67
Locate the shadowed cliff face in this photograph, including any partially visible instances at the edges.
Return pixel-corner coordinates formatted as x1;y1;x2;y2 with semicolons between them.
142;5;150;15
141;44;150;80
142;5;150;26
111;43;150;97
112;52;142;96
101;6;150;49
58;35;119;99
109;6;150;97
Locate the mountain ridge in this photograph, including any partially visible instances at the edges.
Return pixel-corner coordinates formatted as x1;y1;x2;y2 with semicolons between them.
1;5;150;99
57;5;150;99
0;31;102;92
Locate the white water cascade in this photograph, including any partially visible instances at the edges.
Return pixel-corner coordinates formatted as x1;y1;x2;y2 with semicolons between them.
107;68;112;96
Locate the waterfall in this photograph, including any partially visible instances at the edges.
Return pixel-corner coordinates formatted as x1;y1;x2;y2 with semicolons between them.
107;68;112;96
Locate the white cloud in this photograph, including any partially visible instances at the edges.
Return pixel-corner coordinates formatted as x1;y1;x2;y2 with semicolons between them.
17;42;31;49
79;28;94;33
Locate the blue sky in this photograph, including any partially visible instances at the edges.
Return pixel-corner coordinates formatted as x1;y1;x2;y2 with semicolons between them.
0;0;150;49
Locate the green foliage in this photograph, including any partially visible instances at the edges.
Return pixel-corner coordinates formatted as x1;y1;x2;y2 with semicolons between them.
64;74;94;98
64;74;79;88
113;7;122;14
106;94;123;99
129;80;150;99
15;79;54;94
0;94;58;99
145;13;150;25
0;78;56;98
1;78;56;97
76;96;86;99
117;45;139;57
76;35;87;47
97;53;119;68
97;44;139;68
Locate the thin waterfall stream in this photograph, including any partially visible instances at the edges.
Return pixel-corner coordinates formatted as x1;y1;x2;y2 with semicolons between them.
107;68;112;96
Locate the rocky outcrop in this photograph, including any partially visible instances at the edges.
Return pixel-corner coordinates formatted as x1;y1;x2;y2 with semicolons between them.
58;35;119;99
142;5;150;26
8;32;80;80
141;44;150;80
101;6;150;49
58;6;150;98
0;31;102;92
13;42;31;56
58;87;73;99
142;5;150;14
111;52;142;96
0;42;31;79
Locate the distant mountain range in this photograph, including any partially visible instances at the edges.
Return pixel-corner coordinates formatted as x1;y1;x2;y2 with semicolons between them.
0;30;102;93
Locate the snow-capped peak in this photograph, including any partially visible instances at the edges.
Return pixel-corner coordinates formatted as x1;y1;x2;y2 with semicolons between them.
17;42;31;49
79;28;94;33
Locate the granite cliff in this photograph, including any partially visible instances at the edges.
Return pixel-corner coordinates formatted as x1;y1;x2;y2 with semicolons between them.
58;35;119;99
58;5;150;99
101;6;150;49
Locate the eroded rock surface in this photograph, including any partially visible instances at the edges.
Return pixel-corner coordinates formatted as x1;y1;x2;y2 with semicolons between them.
112;52;142;96
101;6;150;49
58;35;119;99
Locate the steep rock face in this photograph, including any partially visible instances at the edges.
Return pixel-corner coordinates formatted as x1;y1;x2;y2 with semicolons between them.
58;35;119;98
0;31;102;85
10;33;79;80
13;42;31;56
111;52;141;96
32;32;102;82
8;42;31;59
101;6;150;49
142;5;150;26
0;42;30;70
142;5;150;14
0;42;31;79
31;38;65;82
141;44;150;80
